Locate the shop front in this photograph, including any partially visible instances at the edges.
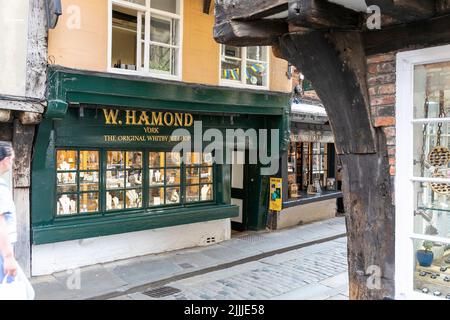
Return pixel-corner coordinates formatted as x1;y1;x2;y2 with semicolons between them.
273;102;342;230
31;67;290;275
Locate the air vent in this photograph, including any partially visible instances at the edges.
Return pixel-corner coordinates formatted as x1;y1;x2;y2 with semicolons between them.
142;286;181;298
206;236;216;244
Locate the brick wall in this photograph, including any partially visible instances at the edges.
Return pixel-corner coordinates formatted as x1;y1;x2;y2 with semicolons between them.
366;53;397;177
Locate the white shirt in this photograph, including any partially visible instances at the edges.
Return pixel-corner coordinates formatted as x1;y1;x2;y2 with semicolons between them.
0;178;17;244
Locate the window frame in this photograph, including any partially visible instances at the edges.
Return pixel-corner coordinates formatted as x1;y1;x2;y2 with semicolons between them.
54;148;216;219
396;44;450;300
108;0;183;81
219;45;270;90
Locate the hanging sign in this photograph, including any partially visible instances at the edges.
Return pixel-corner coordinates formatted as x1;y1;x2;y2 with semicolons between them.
269;177;283;212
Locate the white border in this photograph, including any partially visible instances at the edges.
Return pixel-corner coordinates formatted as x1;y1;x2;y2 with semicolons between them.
395;44;450;300
107;0;183;82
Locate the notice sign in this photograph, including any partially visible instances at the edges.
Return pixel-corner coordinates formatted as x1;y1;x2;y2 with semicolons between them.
269;178;282;212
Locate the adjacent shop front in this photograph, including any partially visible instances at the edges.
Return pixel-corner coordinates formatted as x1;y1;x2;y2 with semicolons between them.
31;66;290;275
273;101;342;230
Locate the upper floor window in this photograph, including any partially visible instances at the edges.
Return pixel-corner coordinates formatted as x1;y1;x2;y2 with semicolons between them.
110;0;182;79
220;45;269;89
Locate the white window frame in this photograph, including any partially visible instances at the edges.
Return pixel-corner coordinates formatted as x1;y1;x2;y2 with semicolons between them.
219;45;270;90
396;44;450;300
108;0;183;81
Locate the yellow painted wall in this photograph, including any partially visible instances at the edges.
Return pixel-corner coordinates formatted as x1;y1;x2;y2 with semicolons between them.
48;0;108;72
48;0;291;92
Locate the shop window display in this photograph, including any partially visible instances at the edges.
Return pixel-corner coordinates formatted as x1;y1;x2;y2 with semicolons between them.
411;62;450;298
149;152;181;206
56;150;100;215
184;152;213;203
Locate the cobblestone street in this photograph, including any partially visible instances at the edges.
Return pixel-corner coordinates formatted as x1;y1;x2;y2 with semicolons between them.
118;236;349;301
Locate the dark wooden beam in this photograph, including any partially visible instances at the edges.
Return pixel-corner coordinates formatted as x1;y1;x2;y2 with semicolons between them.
288;0;362;29
436;0;450;13
215;0;288;21
214;19;288;46
203;0;212;14
366;0;436;22
280;30;395;299
364;13;450;55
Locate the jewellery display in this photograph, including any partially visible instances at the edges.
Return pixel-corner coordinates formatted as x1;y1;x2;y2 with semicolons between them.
126;189;142;208
166;188;180;204
57;194;77;215
201;184;212;201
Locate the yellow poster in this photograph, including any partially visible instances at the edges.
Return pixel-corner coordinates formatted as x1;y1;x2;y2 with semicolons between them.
269;177;282;212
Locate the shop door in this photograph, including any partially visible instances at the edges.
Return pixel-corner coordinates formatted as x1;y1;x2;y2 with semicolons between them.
230;150;248;231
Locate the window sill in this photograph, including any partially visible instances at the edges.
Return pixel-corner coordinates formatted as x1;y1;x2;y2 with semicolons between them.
283;191;343;208
32;203;238;245
108;67;182;82
219;80;269;91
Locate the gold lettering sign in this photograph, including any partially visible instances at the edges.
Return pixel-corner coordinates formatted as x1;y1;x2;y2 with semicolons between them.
102;109;193;127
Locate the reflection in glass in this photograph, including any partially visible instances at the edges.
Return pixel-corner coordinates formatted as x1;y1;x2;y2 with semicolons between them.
57;150;77;171
149;188;164;206
185;152;201;165
79;151;99;170
125;189;142;209
150;0;179;14
166;187;180;204
203;153;213;165
106;191;124;211
57;194;78;216
79;193;99;213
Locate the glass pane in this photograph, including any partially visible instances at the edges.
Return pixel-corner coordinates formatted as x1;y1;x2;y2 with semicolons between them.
125;189;142;208
203;153;213;165
107;151;125;169
221;58;241;81
106;170;125;189
56;194;78;216
57;172;77;193
414;62;450;119
125;151;143;169
186;167;199;185
106;191;125;211
413;238;450;298
79;151;99;170
414;182;450;239
149;188;164;206
150;15;174;45
79;193;99;213
247;46;267;61
186;185;199;203
166;168;180;185
151;0;179;14
166;152;181;167
185;152;201;165
57;150;77;171
150;45;175;74
80;172;99;192
166;187;180;204
200;167;213;184
413;123;450;178
149;169;165;186
124;0;145;5
126;169;143;188
201;184;213;201
111;5;139;70
246;62;268;86
149;152;165;168
223;46;241;58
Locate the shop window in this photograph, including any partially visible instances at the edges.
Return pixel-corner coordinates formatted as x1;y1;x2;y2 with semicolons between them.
110;0;181;79
397;56;450;299
56;150;100;215
220;45;269;89
55;149;214;217
287;142;334;199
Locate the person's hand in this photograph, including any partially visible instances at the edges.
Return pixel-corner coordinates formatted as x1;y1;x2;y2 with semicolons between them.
3;256;18;277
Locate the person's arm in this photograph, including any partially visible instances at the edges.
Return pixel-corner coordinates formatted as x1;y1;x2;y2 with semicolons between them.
0;213;17;277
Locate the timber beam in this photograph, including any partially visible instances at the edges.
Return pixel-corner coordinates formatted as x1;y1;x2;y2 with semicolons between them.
366;0;436;22
215;0;288;21
203;0;212;14
288;0;363;30
280;30;376;155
